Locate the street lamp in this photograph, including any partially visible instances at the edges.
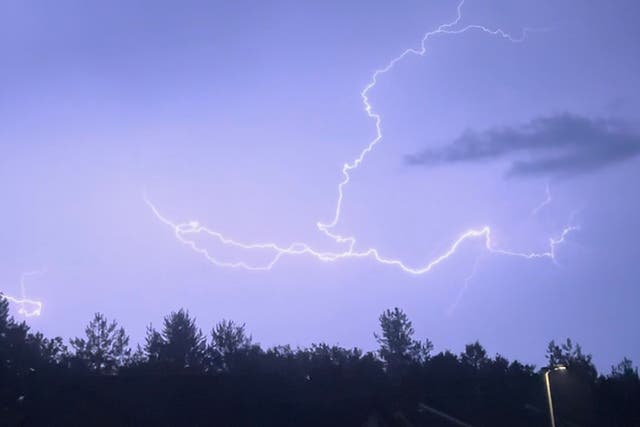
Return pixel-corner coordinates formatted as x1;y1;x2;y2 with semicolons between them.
543;365;566;427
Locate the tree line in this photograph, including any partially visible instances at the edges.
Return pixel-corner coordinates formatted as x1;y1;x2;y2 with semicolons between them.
1;298;638;426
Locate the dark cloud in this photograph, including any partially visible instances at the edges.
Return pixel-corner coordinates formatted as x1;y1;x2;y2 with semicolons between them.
405;113;640;177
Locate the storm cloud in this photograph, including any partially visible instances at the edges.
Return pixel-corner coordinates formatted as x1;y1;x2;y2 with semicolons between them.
406;113;640;177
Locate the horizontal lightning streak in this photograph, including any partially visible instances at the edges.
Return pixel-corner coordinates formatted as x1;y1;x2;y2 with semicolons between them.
147;0;576;274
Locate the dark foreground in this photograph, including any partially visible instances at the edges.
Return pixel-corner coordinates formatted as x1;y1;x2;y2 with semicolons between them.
1;302;639;426
5;369;640;426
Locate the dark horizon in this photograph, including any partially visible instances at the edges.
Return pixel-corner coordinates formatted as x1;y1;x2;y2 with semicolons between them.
2;298;639;426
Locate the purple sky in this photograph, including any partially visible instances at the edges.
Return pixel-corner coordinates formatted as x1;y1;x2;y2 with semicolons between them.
2;0;639;371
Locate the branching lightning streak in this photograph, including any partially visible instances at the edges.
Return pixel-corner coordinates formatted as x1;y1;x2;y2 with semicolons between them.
531;183;552;216
447;255;483;317
1;271;44;317
147;0;577;274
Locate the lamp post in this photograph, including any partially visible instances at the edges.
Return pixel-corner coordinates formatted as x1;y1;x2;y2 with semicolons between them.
543;365;566;427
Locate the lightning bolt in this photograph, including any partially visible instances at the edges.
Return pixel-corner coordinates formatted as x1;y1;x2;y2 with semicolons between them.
446;255;483;317
1;271;44;317
531;182;552;216
146;1;577;274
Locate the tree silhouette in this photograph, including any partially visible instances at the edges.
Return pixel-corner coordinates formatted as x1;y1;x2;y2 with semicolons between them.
601;358;640;424
0;295;10;330
28;332;68;366
610;357;639;381
460;341;489;370
145;309;206;370
546;338;597;381
0;296;42;377
143;324;164;364
375;307;432;373
0;296;24;378
209;319;255;372
545;338;598;425
1;302;638;426
70;312;130;373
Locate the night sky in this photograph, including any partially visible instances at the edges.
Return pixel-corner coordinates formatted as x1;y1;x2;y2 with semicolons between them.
2;0;639;371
